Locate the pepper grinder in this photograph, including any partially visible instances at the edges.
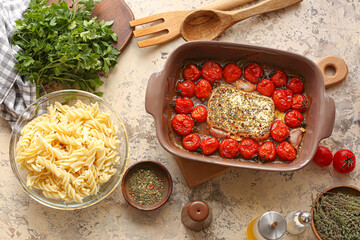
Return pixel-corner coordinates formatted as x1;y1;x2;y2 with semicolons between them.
247;211;287;240
286;211;312;235
181;200;213;231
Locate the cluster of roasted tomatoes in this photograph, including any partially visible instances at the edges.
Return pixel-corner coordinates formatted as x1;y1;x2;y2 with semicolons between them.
171;61;309;162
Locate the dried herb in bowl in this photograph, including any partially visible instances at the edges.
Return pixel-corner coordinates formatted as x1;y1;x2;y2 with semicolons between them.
11;0;121;98
313;192;360;240
128;168;165;205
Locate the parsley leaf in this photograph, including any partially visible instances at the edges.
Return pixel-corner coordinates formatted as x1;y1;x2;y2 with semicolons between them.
12;0;121;98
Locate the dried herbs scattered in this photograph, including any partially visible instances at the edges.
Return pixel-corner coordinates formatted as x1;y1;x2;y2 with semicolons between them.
11;0;121;98
128;168;164;205
313;192;360;240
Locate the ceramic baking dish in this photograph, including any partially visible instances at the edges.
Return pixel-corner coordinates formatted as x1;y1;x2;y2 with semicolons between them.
145;41;347;171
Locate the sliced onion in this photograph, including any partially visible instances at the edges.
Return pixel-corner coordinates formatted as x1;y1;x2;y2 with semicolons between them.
234;80;256;92
289;128;306;150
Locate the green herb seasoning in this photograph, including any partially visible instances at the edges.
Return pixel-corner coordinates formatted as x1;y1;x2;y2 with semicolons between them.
313;192;360;240
128;168;164;205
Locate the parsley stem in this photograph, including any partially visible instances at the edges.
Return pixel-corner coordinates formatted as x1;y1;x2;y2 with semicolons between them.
51;76;75;82
35;80;40;99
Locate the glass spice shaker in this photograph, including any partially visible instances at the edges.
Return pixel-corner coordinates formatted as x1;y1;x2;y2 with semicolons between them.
181;200;213;231
247;211;287;240
286;211;312;235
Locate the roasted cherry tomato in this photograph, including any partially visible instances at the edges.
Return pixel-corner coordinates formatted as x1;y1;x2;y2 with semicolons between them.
219;138;240;159
313;146;333;167
224;63;242;82
258;141;276;161
201;61;223;84
183;64;201;81
182;133;201;151
174;97;194;114
171;114;194;136
257;78;275;97
271;120;289;142
285;110;304;128
287;77;304;94
276;142;296;161
333;149;356;174
273;89;293;112
239;138;259;159
176;80;196;98
200;137;219;155
195;80;212;99
244;63;263;83
292;94;308;112
270;70;287;88
191;105;207;123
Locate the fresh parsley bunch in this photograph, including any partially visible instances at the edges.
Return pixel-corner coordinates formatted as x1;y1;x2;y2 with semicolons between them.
12;0;121;98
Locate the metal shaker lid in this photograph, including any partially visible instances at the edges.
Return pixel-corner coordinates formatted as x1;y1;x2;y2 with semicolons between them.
257;211;287;240
299;211;312;224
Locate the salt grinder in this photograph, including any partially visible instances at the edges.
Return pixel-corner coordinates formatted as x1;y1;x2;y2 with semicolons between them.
181;200;213;231
247;211;287;240
286;211;312;235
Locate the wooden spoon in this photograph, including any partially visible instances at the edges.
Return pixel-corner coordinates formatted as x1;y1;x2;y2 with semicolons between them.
181;0;302;41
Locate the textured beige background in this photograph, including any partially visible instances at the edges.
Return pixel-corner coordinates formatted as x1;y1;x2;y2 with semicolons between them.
1;0;360;239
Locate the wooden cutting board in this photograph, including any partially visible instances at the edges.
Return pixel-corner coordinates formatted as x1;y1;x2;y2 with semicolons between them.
175;156;232;188
47;0;134;52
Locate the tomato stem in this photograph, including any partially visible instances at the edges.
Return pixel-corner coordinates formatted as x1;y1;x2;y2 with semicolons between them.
341;154;355;168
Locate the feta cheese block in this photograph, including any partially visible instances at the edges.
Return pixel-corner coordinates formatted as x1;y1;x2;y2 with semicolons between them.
207;86;275;141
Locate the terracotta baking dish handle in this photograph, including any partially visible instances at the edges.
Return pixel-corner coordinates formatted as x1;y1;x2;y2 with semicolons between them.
317;55;348;140
317;55;348;88
318;96;335;140
145;72;163;116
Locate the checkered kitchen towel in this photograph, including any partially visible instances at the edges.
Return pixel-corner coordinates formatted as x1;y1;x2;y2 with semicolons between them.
0;0;35;128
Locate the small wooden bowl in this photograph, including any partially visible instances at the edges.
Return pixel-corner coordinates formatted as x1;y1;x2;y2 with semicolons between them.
121;161;173;211
311;185;360;240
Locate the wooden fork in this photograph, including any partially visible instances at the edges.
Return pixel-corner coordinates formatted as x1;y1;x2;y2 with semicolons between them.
130;0;255;48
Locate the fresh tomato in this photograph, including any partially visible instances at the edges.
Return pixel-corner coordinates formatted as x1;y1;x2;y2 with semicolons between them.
219;138;240;159
195;80;212;99
271;120;289;142
270;70;287;88
182;133;201;151
333;149;356;174
174;97;194;114
258;141;276;161
287;77;304;94
257;78;275;97
244;63;263;83
273;89;293;112
285;110;304;128
200;137;219;155
239;138;259;159
183;64;201;81
276;142;296;161
201;61;223;84
224;63;242;82
191;105;207;123
171;114;194;136
292;94;308;112
313;146;333;167
176;80;196;98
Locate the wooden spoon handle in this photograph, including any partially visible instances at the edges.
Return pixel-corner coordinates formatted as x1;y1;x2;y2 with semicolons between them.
203;0;255;11
232;0;302;22
317;56;348;88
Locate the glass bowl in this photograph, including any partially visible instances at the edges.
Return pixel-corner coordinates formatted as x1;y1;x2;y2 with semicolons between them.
9;90;129;210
